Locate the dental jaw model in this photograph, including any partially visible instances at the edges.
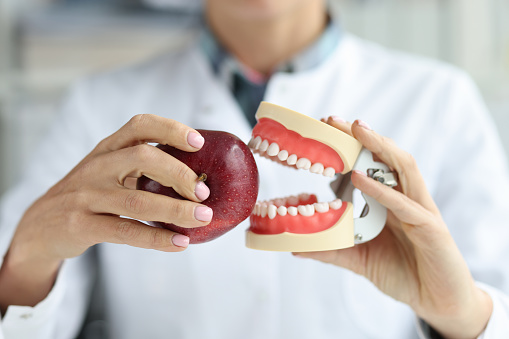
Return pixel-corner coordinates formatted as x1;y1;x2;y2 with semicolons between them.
246;102;396;252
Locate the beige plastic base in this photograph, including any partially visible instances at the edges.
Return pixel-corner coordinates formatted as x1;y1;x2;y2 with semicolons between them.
245;203;355;252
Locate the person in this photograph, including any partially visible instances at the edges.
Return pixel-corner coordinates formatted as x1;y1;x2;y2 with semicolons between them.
1;0;509;338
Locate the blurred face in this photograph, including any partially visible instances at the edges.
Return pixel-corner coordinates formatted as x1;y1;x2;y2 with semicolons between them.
205;0;320;21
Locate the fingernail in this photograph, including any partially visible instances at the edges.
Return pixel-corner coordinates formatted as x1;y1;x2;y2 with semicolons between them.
353;170;367;177
172;234;190;248
195;181;210;201
330;116;346;123
357;120;372;130
187;132;205;149
194;206;213;222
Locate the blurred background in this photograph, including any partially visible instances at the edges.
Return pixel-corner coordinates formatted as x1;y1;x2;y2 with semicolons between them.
1;0;508;195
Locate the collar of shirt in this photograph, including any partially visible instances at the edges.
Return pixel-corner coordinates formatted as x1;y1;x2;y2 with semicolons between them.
199;18;342;126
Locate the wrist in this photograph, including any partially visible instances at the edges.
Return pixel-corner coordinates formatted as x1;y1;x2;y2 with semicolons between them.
419;287;493;339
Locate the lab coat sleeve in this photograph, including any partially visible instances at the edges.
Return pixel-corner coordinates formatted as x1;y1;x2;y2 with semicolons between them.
0;81;100;339
414;70;509;338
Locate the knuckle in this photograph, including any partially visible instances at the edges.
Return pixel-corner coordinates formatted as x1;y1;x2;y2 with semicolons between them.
168;201;188;221
173;164;194;184
128;114;152;130
150;229;166;249
123;192;148;215
131;144;158;163
115;220;141;242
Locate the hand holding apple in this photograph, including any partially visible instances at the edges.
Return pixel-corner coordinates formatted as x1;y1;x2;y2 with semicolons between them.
138;130;259;244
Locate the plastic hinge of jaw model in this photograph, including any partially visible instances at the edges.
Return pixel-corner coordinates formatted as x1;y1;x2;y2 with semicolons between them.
245;102;396;252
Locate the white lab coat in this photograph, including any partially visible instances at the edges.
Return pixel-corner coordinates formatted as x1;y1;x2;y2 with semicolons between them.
1;33;509;339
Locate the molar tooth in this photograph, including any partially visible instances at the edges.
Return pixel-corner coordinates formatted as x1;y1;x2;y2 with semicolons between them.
268;205;277;219
323;167;336;178
277;206;287;216
298;205;315;217
273;198;285;207
314;202;330;213
253;136;262;150
296;158;311;170
260;203;268;217
277;150;289;161
267;143;280;156
287;206;298;216
287;154;298;165
310;163;324;174
329;199;343;210
298;193;310;201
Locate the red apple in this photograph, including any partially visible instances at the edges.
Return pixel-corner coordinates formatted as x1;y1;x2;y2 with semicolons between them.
137;130;259;244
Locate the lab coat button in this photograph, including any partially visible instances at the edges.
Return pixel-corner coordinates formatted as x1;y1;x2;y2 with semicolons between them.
20;313;33;320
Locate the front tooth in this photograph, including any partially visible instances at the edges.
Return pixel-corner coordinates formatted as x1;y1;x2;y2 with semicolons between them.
314;202;329;213
267;143;280;156
277;150;289;161
296;158;311;170
259;140;269;152
268;205;277;219
287;154;298;165
298;205;315;216
329;199;342;210
253;203;260;215
277;206;287;216
310;163;324;174
248;137;255;149
323;167;336;177
253;136;262;150
260;204;268;217
287;206;298;216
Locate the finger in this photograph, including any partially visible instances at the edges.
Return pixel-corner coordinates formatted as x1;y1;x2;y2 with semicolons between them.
96;114;204;153
89;188;213;228
351;170;439;228
101;143;209;202
293;246;366;276
321;116;353;136
351;120;439;213
89;215;190;251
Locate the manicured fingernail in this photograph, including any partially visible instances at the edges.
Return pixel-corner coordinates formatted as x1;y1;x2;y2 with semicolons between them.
353;170;367;177
194;206;213;222
187;132;205;149
357;120;372;130
195;181;210;201
172;234;189;248
330;116;346;123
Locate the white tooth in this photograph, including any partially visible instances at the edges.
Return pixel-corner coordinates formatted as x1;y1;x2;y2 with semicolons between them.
287;154;298;165
268;205;277;219
287;206;298;216
267;143;280;156
296;158;311;170
287;195;299;205
259;140;269;152
314;202;329;213
260;204;268;217
277;150;289;161
248;137;255;149
277;206;287;216
323;167;336;178
253;203;259;215
298;205;315;217
310;163;325;174
329;199;343;210
253;136;262;150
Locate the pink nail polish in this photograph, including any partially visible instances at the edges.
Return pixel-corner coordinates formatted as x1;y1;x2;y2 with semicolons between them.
330;116;346;123
172;234;190;248
195;206;213;222
357;120;372;130
188;132;205;149
353;170;367;177
195;181;210;201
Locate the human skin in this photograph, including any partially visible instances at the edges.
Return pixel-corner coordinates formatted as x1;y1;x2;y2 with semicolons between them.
0;0;328;315
295;117;493;339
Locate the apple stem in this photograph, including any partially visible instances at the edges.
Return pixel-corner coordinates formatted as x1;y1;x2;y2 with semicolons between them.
198;173;207;182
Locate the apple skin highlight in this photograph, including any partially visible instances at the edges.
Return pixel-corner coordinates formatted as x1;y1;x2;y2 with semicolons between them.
137;130;259;244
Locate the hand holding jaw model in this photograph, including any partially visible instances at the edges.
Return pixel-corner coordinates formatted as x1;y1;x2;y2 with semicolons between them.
247;102;493;339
